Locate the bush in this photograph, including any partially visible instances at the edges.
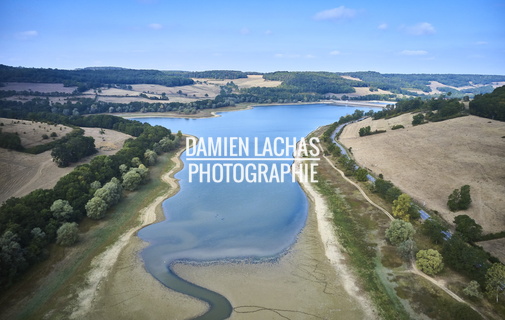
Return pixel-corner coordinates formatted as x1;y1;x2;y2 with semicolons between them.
416;249;444;275
412;113;425;125
386;219;416;245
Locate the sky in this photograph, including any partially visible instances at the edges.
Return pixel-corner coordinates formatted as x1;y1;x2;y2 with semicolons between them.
0;0;504;74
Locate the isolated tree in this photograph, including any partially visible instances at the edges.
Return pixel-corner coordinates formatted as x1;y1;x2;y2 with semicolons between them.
447;185;472;211
397;239;417;261
412;113;425;125
416;249;444;275
56;222;79;246
463;280;483;299
485;263;505;303
85;196;108;220
392;193;412;221
454;215;482;242
359;126;371;137
447;188;461;211
50;199;74;221
386;219;416;246
459;185;472;210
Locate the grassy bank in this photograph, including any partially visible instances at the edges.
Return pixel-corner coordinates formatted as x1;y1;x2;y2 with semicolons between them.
1;148;179;320
316;123;494;319
314;176;410;319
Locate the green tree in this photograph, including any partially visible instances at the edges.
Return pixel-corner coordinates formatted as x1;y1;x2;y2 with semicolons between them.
385;219;416;246
421;218;447;244
463;280;483;299
85;197;108;220
447;188;461;211
447;185;472;211
50;199;74;221
392;193;412;221
56;222;79;246
416;249;444;275
355;168;369;182
454;215;482;242
412;113;425;125
94;177;122;208
397;239;417;261
122;170;142;191
459;185;472;210
131;157;142;167
485;263;505;303
359;126;371;137
0;231;26;284
144;149;157;166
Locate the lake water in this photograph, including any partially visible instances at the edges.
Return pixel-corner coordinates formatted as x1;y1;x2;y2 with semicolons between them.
132;104;369;318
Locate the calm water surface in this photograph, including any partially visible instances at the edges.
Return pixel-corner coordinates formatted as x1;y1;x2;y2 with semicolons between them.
133;104;368;318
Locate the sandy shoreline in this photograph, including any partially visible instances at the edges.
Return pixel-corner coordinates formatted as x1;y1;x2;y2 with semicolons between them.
116;100;388;120
75;129;377;319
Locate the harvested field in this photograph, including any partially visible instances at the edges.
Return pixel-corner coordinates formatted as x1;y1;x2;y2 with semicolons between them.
197;74;282;88
339;115;505;234
0;117;72;148
78;75;283;104
0;122;132;203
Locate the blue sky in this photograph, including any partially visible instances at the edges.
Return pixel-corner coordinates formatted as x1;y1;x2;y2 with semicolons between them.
1;0;504;74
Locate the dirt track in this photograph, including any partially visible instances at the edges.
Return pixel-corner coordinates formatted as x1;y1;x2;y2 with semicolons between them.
339;115;505;234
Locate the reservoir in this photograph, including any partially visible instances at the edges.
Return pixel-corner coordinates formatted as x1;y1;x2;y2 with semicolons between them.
133;103;370;318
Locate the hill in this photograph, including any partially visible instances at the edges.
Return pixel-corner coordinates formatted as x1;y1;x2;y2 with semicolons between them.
339;114;505;235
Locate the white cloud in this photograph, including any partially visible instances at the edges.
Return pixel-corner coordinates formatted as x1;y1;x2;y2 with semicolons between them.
378;23;388;30
330;50;341;55
148;23;163;30
400;50;429;56
405;22;436;36
314;6;356;21
15;30;38;40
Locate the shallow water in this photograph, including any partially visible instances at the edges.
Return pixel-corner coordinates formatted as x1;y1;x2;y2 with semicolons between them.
133;104;371;318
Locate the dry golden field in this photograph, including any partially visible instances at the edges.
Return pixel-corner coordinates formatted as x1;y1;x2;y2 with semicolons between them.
0;120;132;203
339;115;505;235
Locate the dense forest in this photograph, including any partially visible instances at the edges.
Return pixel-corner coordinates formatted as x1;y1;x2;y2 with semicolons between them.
469;85;505;121
0;65;250;92
338;71;505;95
263;71;366;94
0;65;195;92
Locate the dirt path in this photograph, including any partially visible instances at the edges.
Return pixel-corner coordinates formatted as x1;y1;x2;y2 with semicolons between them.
316;142;488;318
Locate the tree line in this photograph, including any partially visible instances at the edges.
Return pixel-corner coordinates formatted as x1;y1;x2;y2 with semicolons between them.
469;85;505;121
0;64;195;92
321;118;505;309
0;113;181;290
